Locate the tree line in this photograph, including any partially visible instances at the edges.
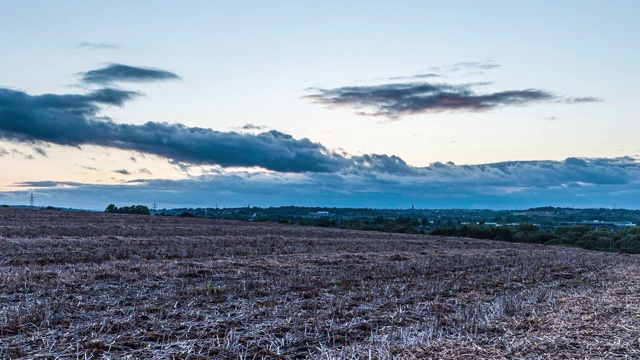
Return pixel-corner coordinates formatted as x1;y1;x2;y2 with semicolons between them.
105;204;150;215
431;223;640;253
104;203;640;253
291;217;640;254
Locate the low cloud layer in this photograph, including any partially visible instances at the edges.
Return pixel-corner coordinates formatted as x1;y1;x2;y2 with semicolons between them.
79;64;180;85
7;156;640;210
306;81;598;118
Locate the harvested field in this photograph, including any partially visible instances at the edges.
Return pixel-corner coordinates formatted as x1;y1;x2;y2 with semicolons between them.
1;208;640;359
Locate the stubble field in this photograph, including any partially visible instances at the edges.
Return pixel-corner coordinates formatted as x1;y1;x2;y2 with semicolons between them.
1;208;640;359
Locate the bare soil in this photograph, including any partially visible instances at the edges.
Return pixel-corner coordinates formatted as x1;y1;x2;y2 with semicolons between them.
1;208;639;359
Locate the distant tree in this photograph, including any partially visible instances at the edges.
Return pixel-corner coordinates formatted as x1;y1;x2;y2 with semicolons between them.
179;211;196;218
528;233;556;244
515;223;539;234
459;224;492;239
491;226;514;242
133;205;150;215
316;219;337;228
105;204;150;215
619;231;640;254
554;225;591;245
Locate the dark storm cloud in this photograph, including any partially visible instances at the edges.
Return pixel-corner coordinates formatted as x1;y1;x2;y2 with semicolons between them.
0;87;347;173
76;42;121;50
0;87;139;145
0;87;139;110
79;64;181;85
306;82;565;118
87;88;141;105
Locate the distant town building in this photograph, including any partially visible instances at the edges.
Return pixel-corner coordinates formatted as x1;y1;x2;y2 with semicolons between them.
558;220;637;229
308;211;332;217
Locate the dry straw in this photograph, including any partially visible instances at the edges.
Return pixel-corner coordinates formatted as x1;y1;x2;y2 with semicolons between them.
1;208;639;359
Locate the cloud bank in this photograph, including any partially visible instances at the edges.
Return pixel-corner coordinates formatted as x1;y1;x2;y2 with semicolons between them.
0;63;632;210
79;64;181;85
0;86;349;172
306;81;598;118
7;157;640;210
2;67;473;174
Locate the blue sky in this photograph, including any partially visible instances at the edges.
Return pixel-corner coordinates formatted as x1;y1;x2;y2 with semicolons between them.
1;1;639;210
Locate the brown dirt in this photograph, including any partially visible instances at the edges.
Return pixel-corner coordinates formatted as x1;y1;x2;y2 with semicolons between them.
1;208;639;359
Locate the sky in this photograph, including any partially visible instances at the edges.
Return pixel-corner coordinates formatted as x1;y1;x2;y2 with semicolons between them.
1;0;640;210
